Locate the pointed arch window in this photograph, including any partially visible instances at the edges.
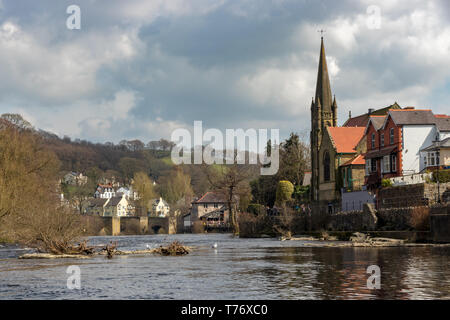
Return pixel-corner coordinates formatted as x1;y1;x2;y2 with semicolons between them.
324;151;331;182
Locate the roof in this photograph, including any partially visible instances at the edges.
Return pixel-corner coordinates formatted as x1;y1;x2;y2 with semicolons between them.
343;102;401;127
327;127;366;153
314;37;333;112
89;198;108;207
387;109;436;127
369;116;386;130
193;192;227;204
203;208;226;219
435;116;450;132
106;196;125;207
365;145;398;159
421;137;450;151
152;197;169;207
341;154;366;167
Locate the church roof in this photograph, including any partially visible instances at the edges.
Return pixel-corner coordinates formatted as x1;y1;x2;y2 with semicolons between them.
314;37;333;111
327;127;366;153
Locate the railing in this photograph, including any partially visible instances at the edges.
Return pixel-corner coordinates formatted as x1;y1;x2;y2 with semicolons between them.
389;172;432;186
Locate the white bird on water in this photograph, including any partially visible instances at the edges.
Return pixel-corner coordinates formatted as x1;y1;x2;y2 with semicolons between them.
212;242;218;249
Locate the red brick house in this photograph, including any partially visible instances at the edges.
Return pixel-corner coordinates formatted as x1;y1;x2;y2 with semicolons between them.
364;108;437;189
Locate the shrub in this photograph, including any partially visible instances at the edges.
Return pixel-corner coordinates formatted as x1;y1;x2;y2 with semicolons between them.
381;179;392;188
247;203;266;215
238;213;274;238
432;169;450;183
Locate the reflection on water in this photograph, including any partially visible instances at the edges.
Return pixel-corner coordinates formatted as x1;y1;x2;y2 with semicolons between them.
0;234;449;300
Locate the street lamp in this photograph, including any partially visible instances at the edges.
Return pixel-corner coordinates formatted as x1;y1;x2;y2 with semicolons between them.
436;150;441;204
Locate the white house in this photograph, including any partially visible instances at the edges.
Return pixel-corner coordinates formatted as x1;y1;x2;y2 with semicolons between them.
94;184;116;199
150;197;170;217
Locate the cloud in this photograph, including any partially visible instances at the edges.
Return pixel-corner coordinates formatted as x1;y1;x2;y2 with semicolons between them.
0;0;449;144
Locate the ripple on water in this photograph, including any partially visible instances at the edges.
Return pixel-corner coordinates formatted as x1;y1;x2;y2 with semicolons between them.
1;234;450;299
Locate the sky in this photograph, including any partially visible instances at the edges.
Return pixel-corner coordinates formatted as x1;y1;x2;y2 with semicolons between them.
0;0;449;144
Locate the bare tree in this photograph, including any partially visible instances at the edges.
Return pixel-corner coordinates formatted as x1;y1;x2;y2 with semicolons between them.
204;161;253;235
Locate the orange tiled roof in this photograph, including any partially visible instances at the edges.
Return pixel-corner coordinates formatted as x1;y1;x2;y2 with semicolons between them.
327;127;365;153
341;154;365;167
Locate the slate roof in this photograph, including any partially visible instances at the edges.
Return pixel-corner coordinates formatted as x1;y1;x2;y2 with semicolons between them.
421;137;450;151
88;198;108;207
435;116;450;132
327;127;366;153
343;102;401;127
388;109;436;126
369;116;386;130
106;196;124;207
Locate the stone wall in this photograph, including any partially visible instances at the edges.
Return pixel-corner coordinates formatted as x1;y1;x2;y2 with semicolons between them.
326;203;377;231
378;182;450;208
430;205;450;243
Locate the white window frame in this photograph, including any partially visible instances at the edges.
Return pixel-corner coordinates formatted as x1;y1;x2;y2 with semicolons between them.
390;128;394;145
391;154;397;172
383;155;390;173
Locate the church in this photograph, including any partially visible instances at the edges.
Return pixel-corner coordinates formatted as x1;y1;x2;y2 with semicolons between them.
309;37;398;211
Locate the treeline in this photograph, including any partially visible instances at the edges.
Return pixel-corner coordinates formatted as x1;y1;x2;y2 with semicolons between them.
1;113;311;237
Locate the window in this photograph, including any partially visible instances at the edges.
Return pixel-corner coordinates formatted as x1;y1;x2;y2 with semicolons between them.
381;133;385;147
390;128;394;144
371;133;376;149
203;204;208;209
324;152;330;181
428;152;435;166
365;159;370;175
383;155;390;173
427;152;439;166
214;203;218;208
371;158;377;173
391;154;397;172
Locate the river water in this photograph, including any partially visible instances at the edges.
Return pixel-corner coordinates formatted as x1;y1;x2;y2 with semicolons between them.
0;234;449;300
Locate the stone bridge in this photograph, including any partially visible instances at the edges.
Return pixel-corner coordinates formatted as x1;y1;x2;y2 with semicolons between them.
81;215;176;236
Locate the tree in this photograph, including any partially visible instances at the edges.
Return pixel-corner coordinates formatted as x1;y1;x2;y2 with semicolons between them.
1;113;33;130
132;172;156;216
205;162;253;234
278;133;310;186
158;166;193;205
0;123;82;253
276;180;294;206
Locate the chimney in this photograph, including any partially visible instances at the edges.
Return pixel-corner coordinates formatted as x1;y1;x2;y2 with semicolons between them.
348;110;352;119
404;107;415;110
368;108;375;114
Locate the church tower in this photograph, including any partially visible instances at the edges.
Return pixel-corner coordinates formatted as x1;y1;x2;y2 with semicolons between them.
310;37;338;201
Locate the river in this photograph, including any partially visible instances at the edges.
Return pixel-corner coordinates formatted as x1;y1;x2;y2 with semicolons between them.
0;234;449;299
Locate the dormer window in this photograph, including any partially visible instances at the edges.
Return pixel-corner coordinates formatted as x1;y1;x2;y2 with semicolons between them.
380;133;385;147
371;133;375;149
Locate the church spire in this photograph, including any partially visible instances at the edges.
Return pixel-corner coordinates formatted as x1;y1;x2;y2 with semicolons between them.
314;37;332;112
